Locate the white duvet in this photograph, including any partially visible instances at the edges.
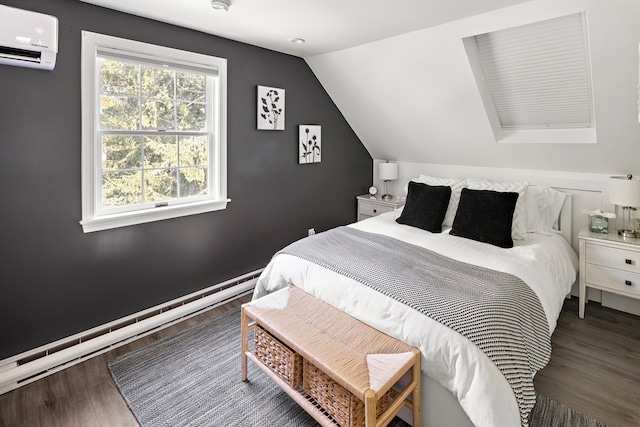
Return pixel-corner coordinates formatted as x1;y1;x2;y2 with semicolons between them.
253;210;578;426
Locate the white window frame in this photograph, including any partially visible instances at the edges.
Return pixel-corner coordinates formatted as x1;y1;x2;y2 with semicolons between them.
80;31;228;233
463;12;597;144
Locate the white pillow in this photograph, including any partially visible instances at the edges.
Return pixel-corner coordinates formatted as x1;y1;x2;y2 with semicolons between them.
525;186;567;233
412;175;467;227
466;179;529;240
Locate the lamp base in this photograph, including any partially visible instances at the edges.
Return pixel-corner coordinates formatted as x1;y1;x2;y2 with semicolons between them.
381;194;393;201
618;229;637;238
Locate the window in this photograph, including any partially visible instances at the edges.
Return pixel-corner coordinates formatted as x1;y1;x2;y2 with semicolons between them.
463;13;596;143
81;32;227;232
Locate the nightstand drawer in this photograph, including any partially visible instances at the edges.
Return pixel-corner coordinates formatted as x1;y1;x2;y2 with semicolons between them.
585;264;640;296
586;243;640;273
359;203;393;217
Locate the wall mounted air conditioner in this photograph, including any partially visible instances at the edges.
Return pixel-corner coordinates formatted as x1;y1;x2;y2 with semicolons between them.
0;5;58;70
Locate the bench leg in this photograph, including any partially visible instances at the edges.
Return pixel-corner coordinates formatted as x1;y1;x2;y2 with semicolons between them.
412;353;421;427
364;389;377;427
241;305;248;381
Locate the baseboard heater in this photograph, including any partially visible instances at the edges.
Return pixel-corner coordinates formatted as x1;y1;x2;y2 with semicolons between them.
0;268;263;395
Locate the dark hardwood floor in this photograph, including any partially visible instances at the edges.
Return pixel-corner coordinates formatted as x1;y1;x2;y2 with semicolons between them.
534;298;640;427
0;296;638;427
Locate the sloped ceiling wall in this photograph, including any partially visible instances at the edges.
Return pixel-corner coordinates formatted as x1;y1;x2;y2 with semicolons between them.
306;0;640;175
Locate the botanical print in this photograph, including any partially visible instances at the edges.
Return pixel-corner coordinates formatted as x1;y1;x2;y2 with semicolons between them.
257;85;285;130
299;125;321;164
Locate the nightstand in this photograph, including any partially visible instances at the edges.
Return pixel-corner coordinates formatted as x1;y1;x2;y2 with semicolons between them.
578;227;640;318
356;194;405;221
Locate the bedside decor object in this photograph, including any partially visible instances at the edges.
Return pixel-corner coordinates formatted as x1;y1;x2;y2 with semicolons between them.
257;86;284;130
298;125;321;164
609;174;640;238
378;161;398;201
368;186;377;196
582;209;615;234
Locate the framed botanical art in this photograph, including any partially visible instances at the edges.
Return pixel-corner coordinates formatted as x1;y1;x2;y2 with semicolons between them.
299;125;321;164
257;85;285;130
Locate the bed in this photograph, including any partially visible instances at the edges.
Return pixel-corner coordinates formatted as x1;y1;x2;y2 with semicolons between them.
253;177;579;427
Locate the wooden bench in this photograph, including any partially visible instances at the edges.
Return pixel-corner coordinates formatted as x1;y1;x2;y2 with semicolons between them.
241;285;421;427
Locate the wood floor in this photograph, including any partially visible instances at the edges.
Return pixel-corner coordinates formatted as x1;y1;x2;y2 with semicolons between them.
534;298;640;427
0;296;638;427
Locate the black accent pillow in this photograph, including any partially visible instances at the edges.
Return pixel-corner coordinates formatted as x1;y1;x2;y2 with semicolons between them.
396;181;451;233
450;188;518;248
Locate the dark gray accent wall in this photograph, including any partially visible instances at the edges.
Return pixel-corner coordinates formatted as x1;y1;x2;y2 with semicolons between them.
0;0;372;359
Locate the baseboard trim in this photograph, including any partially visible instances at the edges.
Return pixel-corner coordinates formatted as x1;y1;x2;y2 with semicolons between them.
0;269;263;395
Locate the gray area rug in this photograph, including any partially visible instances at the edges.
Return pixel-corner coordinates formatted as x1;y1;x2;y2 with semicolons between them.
108;308;607;427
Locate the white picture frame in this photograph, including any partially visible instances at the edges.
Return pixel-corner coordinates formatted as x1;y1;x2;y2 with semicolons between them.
299;125;321;164
257;85;285;130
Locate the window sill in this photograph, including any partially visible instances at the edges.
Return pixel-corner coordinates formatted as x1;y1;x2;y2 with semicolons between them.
80;199;230;233
495;128;597;144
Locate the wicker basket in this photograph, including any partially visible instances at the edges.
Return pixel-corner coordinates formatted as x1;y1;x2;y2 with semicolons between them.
254;325;303;388
303;359;394;427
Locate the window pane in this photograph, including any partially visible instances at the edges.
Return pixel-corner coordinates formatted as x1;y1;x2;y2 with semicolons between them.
176;72;205;102
144;136;177;169
179;136;207;166
141;99;175;130
100;59;139;96
177;101;206;131
179;167;208;198
145;168;177;202
102;135;142;171
102;171;142;207
100;96;140;130
141;66;175;99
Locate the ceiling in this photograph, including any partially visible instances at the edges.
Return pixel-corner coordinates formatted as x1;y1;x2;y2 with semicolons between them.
79;0;529;57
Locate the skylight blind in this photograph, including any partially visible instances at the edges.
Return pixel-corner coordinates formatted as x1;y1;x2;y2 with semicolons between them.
474;13;593;129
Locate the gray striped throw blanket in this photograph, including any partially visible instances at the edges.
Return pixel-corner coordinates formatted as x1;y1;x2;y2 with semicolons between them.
278;227;551;427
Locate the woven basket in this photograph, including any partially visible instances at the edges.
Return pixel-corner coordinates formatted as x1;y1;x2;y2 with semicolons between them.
254;325;303;388
303;359;394;427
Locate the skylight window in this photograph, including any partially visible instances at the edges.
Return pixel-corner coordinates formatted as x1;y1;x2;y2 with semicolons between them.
464;13;596;143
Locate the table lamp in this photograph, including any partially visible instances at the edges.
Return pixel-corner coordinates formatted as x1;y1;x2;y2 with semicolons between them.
609;174;640;237
378;161;398;201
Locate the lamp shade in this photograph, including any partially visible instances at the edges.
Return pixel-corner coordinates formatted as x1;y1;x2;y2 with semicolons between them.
378;162;398;181
609;175;640;207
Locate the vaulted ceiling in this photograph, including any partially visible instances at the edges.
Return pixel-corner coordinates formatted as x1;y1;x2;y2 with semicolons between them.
80;0;640;174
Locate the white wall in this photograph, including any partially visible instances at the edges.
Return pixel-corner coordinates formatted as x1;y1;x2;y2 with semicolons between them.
307;0;640;175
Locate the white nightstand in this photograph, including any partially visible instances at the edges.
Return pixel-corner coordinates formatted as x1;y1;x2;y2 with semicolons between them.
356;194;405;221
578;227;640;318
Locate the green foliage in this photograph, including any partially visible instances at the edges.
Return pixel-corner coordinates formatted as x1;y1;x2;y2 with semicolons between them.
98;58;210;209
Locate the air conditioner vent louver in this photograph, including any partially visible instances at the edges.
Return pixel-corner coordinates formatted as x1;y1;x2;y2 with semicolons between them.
0;45;42;63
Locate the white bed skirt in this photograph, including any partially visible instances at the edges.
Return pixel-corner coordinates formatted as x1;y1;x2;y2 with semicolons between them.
393;372;473;427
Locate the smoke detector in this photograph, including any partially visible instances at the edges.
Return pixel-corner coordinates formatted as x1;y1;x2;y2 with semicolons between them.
211;0;231;11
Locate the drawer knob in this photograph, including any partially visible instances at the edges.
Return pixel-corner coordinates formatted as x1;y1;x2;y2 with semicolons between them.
625;280;632;286
625;259;632;265
373;209;377;213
